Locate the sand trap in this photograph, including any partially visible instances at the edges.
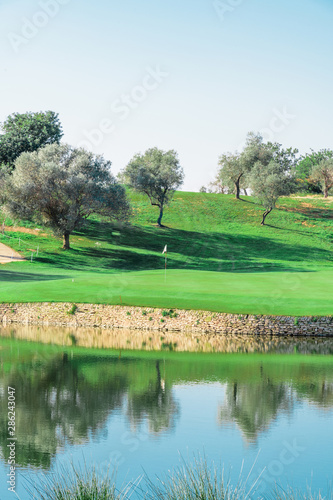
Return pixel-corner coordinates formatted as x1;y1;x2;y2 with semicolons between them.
0;242;25;264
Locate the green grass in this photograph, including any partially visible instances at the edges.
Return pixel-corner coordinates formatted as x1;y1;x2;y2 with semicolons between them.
24;457;331;500
25;462;129;500
0;192;332;315
140;456;246;500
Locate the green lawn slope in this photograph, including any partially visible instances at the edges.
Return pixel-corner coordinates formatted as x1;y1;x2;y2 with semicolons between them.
0;192;332;315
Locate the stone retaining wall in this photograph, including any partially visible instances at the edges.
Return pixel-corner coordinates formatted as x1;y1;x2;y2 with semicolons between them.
0;303;332;335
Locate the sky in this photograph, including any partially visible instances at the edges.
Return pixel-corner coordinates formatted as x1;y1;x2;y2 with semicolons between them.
0;0;332;191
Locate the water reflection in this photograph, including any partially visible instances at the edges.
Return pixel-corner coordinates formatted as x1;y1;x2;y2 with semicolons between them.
0;353;129;468
0;346;181;469
1;324;333;354
126;361;180;434
219;380;294;444
0;326;333;472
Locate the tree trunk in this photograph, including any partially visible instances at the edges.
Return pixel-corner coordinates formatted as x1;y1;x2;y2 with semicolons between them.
63;232;70;249
324;185;329;198
261;208;272;225
157;206;163;227
235;180;240;199
234;173;243;200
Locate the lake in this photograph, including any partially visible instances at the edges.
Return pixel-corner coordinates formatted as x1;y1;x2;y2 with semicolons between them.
0;325;332;499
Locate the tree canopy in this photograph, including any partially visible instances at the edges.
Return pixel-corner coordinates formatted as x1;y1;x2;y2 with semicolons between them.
216;132;298;201
294;149;333;194
249;160;294;225
5;143;130;249
310;159;333;198
217;152;243;198
0;111;63;169
216;131;299;223
123;147;184;226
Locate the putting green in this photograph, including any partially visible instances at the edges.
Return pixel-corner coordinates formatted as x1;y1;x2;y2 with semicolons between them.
0;268;332;316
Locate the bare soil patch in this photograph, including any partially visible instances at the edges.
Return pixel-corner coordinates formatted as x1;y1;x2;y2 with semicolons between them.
3;226;48;237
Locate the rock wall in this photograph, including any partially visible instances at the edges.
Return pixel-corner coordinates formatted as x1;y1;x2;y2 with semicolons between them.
0;303;332;335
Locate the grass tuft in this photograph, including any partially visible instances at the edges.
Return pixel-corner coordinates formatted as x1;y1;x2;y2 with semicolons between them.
23;457;333;500
25;462;130;500
139;456;247;500
271;485;332;500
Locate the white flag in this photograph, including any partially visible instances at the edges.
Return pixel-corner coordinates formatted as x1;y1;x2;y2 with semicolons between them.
162;245;167;254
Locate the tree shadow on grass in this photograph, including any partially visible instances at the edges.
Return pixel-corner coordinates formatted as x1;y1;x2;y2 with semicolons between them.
263;224;312;236
35;220;332;274
278;204;333;220
0;270;69;282
239;198;255;204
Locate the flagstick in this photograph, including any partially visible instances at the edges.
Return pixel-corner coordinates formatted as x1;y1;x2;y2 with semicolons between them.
162;245;168;283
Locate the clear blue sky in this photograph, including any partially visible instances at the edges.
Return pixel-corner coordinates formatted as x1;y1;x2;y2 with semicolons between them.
0;0;332;191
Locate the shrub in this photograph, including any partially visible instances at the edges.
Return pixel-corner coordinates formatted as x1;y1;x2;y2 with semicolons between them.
161;309;178;318
67;304;77;315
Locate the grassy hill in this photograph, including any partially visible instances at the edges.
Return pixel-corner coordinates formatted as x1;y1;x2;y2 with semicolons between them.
0;192;332;315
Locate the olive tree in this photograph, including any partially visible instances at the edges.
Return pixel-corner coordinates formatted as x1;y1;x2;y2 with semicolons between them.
250;161;294;225
216;132;298;201
5;143;130;249
217;152;244;199
123;147;184;226
217;133;274;200
310;159;333;198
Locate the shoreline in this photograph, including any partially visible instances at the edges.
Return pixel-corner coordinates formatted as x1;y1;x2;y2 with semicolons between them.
0;302;333;335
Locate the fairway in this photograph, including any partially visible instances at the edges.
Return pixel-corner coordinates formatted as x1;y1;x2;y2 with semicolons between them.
0;192;332;316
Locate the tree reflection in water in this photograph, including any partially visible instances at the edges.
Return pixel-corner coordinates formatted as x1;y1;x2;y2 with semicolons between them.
0;351;180;469
126;360;180;434
0;353;129;468
0;333;333;471
218;364;333;444
218;379;294;444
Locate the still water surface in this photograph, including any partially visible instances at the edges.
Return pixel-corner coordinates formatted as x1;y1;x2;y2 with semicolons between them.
0;326;332;499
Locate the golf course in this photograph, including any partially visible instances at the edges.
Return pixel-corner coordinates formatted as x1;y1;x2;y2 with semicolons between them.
0;191;332;316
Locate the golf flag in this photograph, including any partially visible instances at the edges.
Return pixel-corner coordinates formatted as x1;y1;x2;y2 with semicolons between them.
162;245;167;282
